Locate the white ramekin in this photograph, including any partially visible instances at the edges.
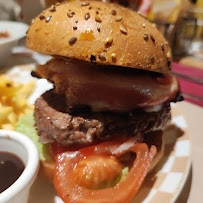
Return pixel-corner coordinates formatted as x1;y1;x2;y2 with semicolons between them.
0;130;39;203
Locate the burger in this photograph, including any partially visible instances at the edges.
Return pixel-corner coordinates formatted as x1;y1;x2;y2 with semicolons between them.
26;1;182;202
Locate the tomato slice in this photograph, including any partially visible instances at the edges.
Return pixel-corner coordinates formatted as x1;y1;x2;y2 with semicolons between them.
54;138;157;203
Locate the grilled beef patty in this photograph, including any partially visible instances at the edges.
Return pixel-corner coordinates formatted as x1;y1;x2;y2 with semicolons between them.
34;90;171;146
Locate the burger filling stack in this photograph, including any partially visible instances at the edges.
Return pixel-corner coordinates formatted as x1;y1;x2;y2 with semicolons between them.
26;1;183;202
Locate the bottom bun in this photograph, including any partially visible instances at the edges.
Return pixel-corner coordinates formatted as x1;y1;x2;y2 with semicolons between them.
38;131;164;183
38;159;55;183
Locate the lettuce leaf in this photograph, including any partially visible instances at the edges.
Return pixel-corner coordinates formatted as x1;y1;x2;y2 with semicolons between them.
15;113;52;161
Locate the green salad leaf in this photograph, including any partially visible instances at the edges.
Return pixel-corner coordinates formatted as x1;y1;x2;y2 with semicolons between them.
15;113;52;161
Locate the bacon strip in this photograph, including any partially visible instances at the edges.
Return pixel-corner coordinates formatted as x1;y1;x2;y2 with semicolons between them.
37;58;179;112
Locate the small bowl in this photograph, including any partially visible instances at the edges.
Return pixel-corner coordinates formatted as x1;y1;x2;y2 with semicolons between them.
0;21;28;67
0;130;39;203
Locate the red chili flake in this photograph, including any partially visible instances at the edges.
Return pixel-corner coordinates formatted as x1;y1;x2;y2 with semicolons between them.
89;6;92;10
96;11;99;14
97;27;100;32
71;12;75;15
112;10;116;15
85;13;90;20
73;26;77;30
75;20;78;23
81;2;90;6
46;16;52;22
69;37;77;45
39;15;45;20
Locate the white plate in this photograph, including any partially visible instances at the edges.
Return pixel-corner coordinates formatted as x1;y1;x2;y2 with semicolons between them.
4;64;191;203
0;21;28;67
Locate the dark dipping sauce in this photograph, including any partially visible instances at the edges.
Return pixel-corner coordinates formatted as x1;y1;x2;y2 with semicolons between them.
0;152;25;193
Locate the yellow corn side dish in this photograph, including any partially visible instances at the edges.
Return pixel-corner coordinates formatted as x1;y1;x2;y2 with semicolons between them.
0;75;35;130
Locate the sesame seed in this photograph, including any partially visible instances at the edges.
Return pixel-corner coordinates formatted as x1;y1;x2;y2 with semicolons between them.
106;37;113;45
97;27;100;32
137;11;147;19
142;23;146;28
49;5;56;12
73;26;77;30
46;16;52;22
68;9;71;12
120;25;127;34
115;16;122;22
138;52;141;55
111;53;116;59
112;10;116;15
67;13;73;18
39;15;45;20
56;2;60;6
96;11;99;14
144;34;148;41
69;37;77;45
85;13;90;20
90;55;96;62
95;16;102;23
99;54;106;61
81;2;90;6
166;51;171;58
150;33;155;42
161;43;164;51
152;23;156;28
98;7;101;10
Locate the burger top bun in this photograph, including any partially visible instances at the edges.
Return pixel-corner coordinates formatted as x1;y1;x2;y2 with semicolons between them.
26;1;172;73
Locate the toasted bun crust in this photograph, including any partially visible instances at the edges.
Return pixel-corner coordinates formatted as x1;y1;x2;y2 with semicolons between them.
38;160;55;183
39;132;163;183
26;1;172;73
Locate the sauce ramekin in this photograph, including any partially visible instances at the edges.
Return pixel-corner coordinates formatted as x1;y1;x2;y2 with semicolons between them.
0;130;39;203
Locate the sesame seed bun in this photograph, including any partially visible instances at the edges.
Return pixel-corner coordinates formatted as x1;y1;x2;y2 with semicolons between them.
26;1;172;73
